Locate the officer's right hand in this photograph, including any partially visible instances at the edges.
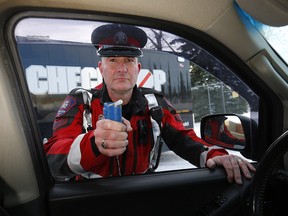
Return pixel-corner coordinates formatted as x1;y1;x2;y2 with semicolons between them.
94;118;132;157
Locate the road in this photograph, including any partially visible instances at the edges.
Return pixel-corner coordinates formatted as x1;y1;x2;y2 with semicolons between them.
155;122;253;172
156;151;196;172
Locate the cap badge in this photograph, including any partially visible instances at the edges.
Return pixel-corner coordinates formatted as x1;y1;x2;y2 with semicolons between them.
114;31;128;45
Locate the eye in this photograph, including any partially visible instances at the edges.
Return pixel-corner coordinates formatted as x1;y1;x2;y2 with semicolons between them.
127;58;135;63
108;58;117;62
109;58;116;62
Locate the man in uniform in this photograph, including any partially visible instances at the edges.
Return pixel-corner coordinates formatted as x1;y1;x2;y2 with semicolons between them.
44;23;255;183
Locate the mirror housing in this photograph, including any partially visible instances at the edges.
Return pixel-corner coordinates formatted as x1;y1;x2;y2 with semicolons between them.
200;114;257;159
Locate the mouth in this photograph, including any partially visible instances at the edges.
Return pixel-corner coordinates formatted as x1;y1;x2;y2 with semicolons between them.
114;77;129;81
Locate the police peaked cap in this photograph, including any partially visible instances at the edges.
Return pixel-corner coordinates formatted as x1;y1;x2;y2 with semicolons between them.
91;23;147;57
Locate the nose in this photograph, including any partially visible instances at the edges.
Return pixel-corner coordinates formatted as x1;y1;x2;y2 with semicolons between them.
117;61;128;73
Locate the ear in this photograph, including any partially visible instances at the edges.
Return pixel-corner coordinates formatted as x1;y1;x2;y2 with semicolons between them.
138;63;141;73
98;61;103;75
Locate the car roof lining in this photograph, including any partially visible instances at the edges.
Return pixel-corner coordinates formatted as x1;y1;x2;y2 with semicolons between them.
0;0;235;32
1;0;288;28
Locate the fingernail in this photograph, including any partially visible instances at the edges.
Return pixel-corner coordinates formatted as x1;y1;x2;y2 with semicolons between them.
237;178;242;184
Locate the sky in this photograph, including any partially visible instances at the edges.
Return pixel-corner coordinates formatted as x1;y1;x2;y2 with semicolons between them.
15;18;102;43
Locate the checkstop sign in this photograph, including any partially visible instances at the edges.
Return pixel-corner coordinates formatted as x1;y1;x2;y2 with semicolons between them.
137;69;154;88
137;69;166;91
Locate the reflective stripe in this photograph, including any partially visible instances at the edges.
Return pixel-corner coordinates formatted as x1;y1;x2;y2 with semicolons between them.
200;145;223;167
67;134;103;178
75;89;93;132
67;134;86;173
80;172;102;179
144;94;160;163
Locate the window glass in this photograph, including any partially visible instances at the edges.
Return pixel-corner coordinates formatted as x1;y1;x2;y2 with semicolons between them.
14;18;258;177
239;9;288;66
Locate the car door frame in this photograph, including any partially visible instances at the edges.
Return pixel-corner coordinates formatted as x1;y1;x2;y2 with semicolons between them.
2;6;283;216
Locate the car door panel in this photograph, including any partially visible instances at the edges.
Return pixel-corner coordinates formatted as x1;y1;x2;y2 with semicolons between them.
48;168;251;216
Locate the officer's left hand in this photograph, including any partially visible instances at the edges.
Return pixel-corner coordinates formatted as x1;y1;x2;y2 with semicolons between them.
206;154;256;185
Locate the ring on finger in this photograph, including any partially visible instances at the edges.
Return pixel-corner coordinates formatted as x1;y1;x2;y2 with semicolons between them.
101;140;108;149
237;158;243;163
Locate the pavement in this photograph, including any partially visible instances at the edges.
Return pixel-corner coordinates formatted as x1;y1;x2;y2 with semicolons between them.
155;122;253;172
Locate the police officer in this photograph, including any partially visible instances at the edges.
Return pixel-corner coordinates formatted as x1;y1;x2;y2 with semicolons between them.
44;23;255;183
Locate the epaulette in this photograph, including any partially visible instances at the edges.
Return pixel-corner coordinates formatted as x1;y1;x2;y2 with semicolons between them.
69;87;101;97
69;87;85;95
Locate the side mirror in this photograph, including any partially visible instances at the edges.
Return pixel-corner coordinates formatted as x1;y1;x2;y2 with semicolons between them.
200;114;253;151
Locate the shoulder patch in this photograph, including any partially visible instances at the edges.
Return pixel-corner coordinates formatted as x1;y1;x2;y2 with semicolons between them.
56;96;76;117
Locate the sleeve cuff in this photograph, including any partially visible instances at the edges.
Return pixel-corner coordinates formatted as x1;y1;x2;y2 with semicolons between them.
90;136;101;156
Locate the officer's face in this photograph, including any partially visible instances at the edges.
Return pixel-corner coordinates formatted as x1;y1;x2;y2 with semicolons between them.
99;56;141;93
